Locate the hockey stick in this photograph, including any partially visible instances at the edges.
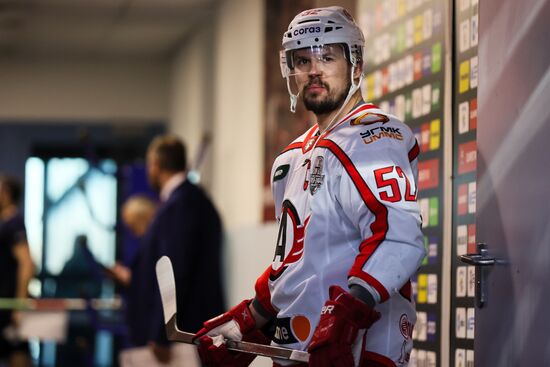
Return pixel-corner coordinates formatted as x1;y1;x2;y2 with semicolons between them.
155;256;309;363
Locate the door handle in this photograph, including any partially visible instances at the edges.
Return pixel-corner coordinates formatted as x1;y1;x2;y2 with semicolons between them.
459;253;495;266
459;243;495;308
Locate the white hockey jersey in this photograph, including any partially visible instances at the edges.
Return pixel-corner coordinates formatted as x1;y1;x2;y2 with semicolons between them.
254;102;426;362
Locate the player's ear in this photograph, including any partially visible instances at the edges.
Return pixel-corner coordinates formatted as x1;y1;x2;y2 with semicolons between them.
352;66;363;85
353;60;363;79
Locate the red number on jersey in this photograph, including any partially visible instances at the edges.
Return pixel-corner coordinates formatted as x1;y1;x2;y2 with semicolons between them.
396;166;417;201
374;165;416;202
374;166;401;202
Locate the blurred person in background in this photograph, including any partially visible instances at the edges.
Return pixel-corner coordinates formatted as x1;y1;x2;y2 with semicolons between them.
121;194;158;239
110;195;158;288
0;175;34;367
117;135;225;366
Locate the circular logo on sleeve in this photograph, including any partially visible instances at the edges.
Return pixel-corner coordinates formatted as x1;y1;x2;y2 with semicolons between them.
291;315;311;342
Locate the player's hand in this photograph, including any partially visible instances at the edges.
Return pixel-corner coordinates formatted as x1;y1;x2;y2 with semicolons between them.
308;285;381;367
197;330;268;367
194;300;268;367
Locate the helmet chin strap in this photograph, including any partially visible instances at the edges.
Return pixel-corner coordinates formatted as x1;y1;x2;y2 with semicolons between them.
287;77;299;113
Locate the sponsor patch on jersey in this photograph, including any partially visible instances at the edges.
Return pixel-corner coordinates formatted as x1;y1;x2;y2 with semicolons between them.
273;316;311;344
309;156;325;195
273;164;290;182
350;112;390;126
360;126;404;144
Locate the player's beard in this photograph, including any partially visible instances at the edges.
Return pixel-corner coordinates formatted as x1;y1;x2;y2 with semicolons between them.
302;77;351;115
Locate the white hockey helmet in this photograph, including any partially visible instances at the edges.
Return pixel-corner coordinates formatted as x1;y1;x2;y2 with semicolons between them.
280;6;366;112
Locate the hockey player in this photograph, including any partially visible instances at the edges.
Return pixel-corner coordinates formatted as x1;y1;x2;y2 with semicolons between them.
195;6;426;367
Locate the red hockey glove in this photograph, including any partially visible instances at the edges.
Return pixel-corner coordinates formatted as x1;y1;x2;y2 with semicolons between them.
197;330;269;367
308;286;381;367
194;300;269;367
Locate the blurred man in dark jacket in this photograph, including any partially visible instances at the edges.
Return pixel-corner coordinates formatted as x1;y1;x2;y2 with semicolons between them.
119;135;225;365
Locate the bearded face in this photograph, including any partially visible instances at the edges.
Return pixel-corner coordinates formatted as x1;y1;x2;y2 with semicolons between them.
302;76;351;115
289;44;354;116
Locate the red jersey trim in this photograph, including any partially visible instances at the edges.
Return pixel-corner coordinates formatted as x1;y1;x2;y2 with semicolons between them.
301;124;319;154
279;125;320;156
279;142;303;155
254;267;278;317
279;103;379;156
408;140;420;162
316;138;390;302
361;351;397;367
321;103;378;138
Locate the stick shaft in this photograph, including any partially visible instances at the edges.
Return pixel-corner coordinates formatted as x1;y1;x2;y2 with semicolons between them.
165;315;309;363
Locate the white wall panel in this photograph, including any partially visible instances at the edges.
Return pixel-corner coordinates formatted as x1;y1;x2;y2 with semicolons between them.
0;59;169;122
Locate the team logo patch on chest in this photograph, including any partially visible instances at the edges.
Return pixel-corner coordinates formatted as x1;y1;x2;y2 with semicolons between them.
350;112;389;126
360;126;403;144
309;156;325;195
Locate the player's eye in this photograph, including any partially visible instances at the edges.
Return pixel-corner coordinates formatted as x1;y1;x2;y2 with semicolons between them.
320;54;336;63
295;57;310;66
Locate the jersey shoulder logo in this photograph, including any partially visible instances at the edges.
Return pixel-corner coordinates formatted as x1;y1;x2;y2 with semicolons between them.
273;164;290;182
309;156;325;195
350;112;390;126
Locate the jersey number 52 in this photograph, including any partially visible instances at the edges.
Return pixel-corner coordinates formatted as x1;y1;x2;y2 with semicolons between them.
374;165;417;202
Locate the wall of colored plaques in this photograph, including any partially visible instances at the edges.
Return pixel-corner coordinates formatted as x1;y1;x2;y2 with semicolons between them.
451;0;479;366
357;0;449;365
358;0;482;365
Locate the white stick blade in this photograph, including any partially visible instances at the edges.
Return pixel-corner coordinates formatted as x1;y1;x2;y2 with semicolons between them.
156;256;177;324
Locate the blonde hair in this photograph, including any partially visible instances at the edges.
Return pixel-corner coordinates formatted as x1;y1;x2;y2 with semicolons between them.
122;195;157;237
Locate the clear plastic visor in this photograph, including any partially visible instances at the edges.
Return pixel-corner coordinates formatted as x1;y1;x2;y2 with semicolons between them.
280;44;347;78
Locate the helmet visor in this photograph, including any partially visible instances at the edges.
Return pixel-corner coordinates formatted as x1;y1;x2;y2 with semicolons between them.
280;44;347;78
